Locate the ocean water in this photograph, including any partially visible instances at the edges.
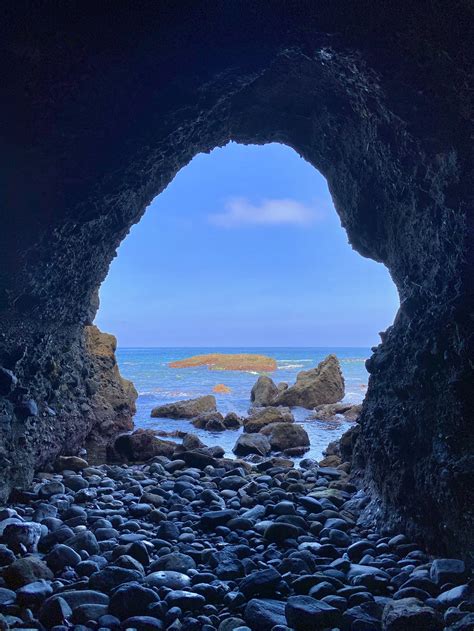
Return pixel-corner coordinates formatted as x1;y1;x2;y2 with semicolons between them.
116;347;371;461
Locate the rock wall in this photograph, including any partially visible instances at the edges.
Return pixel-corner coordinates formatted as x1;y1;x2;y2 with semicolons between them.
1;2;472;558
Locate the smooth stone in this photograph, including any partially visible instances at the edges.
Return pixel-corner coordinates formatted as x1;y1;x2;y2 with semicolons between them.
89;566;143;592
144;571;192;590
239;568;281;598
109;583;160;620
430;559;466;586
382;597;443;631
64;531;100;555
149;552;196;573
16;579;53;607
46;544;82;571
285;595;342;630
264;522;299;543
2;521;43;552
165;589;206;610
244;599;287;631
4;555;54;588
121;616;164;630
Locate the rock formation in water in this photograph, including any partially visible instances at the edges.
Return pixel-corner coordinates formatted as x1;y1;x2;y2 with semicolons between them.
251;376;280;406
275;355;345;409
251;355;345;410
243;407;295;433
1;3;472;560
150;395;217;419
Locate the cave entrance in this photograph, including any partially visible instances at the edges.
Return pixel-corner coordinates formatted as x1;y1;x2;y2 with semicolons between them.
94;141;399;460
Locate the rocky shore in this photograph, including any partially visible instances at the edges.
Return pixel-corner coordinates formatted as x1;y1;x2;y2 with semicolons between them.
0;444;472;631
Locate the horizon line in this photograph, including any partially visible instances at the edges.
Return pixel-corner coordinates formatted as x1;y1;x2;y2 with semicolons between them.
116;345;373;349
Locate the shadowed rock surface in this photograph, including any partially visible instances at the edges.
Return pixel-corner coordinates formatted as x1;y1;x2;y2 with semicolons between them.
274;355;345;409
243;407;295;433
0;2;472;560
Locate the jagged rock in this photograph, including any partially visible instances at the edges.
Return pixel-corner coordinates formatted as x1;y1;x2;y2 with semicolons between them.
151;395;216;419
112;429;177;461
4;556;54;588
311;402;362;421
275;355;344;409
251;376;279;406
182;433;207;450
244;407;294;433
223;412;243;429
382;597;443;630
260;422;310;453
233;433;271;457
192;411;225;431
84;325;138;462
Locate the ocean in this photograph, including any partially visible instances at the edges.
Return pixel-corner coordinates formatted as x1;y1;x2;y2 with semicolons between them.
116;347;370;461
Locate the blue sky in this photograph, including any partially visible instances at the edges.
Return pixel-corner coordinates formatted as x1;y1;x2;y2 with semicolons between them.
95;142;399;347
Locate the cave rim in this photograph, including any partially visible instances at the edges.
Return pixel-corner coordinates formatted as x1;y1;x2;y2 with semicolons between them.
1;2;472;560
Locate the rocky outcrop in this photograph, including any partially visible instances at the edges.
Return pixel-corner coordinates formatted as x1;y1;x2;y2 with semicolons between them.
243;407;294;433
251;376;279;406
192;411;225;431
260;423;310;453
311;402;362;422
83;325;138;462
274;355;345;409
151;395;216;419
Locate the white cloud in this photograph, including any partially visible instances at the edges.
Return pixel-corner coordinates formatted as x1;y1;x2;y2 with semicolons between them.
208;197;322;228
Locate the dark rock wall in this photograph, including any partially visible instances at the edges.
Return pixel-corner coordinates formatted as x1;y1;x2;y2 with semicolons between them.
1;2;472;558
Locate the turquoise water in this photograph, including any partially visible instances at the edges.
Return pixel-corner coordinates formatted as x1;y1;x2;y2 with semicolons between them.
116;347;370;460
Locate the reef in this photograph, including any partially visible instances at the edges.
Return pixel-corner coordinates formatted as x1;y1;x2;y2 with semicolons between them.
169;354;277;373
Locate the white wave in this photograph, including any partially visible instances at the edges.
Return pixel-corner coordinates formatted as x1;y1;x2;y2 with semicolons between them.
277;363;305;369
278;359;312;362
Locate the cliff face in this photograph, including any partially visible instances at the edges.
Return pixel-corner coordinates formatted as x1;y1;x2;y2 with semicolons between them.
83;325;137;463
0;2;472;559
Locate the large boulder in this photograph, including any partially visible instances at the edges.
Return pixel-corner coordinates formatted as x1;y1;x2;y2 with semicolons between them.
251;376;279;406
233;433;271;457
274;355;344;409
112;429;177;461
260;422;310;453
151;395;216;419
244;407;294;433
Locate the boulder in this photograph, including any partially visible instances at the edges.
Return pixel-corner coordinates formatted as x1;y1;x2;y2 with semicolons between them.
251;376;279;406
113;429;177;461
223;412;243;429
260;422;310;452
244;406;294;433
382;597;443;630
233;433;271;457
56;456;89;472
311;401;361;421
274;354;344;409
150;395;217;418
192;411;226;431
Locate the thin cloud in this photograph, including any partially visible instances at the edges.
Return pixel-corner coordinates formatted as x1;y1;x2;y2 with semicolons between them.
208;197;323;228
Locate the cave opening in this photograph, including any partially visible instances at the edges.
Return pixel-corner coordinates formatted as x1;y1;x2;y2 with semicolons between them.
2;3;472;564
94;141;399;461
